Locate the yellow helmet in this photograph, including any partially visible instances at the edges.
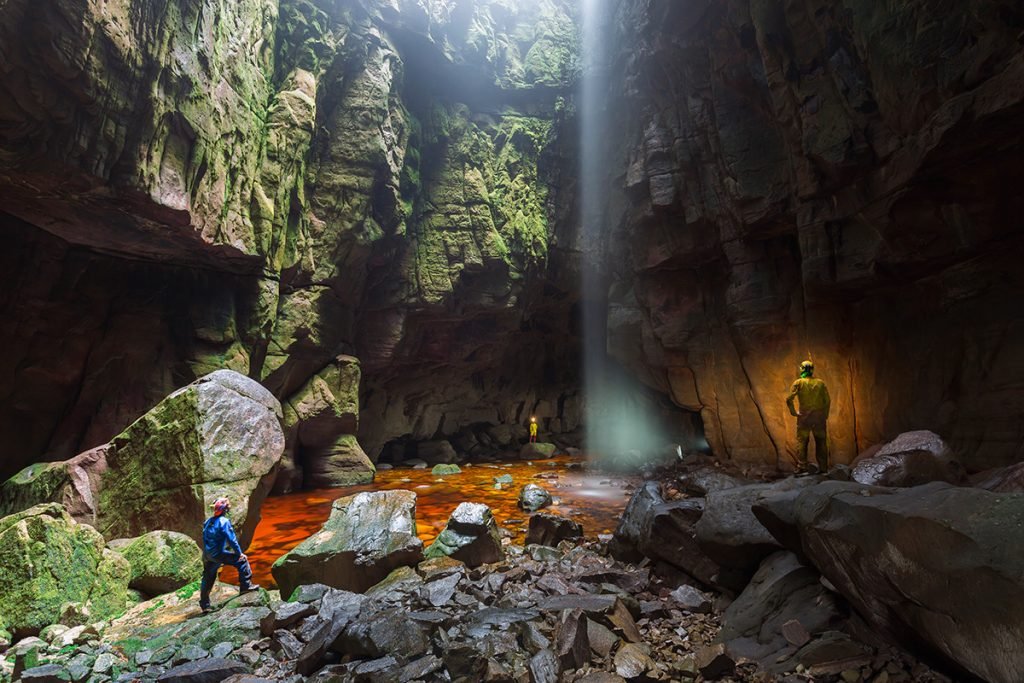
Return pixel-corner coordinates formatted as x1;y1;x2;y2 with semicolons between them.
800;360;814;374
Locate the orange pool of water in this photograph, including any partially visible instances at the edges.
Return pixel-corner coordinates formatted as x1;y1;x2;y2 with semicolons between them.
243;456;638;588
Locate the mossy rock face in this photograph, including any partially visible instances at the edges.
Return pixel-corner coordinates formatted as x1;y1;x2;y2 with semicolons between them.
97;370;285;549
0;504;130;636
113;531;204;596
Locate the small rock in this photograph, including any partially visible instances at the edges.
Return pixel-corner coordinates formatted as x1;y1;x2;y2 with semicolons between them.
518;483;553;512
695;643;735;680
209;643;233;659
431;464;462;476
614;642;654;679
670;584;712;613
92;653;118;674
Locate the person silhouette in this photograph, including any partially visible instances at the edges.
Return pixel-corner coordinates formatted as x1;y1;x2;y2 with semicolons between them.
786;360;830;473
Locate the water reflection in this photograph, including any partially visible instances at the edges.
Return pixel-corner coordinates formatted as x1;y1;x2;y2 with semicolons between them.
244;456;638;587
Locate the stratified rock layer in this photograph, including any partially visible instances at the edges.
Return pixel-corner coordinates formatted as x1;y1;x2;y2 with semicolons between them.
793;481;1024;683
599;0;1024;469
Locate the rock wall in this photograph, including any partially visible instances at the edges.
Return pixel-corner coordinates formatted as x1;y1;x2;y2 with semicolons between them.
0;0;583;479
599;0;1024;469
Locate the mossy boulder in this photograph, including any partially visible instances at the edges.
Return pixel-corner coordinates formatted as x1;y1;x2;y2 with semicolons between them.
304;435;376;489
0;504;130;636
431;464;462;476
97;371;285;548
272;490;424;597
1;371;285;551
111;531;203;596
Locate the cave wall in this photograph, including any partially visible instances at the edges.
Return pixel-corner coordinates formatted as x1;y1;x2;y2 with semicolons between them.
600;0;1024;469
0;0;584;479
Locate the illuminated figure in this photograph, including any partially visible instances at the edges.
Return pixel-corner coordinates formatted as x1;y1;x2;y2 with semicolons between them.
786;360;831;473
529;416;538;443
199;497;260;612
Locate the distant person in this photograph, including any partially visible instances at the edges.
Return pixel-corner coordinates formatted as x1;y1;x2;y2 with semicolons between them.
199;497;259;613
529;416;538;443
786;360;831;474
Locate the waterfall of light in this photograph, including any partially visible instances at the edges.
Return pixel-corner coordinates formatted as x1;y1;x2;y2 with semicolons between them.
579;0;668;469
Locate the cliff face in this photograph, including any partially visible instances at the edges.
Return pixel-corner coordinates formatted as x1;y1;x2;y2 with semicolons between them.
3;0;1023;479
0;0;583;478
600;0;1024;469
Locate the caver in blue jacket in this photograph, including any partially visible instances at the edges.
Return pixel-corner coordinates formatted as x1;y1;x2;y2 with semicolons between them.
199;497;259;611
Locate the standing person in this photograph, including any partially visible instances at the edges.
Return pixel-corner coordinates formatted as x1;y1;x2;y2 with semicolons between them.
786;360;831;474
529;416;539;443
199;497;259;613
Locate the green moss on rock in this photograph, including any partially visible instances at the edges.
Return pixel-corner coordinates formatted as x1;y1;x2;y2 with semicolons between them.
0;504;130;636
113;531;203;596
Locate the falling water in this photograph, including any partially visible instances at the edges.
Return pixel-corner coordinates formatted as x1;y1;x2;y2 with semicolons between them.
579;0;669;469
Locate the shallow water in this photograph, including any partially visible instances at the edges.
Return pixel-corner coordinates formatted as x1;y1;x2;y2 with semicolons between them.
242;456;638;588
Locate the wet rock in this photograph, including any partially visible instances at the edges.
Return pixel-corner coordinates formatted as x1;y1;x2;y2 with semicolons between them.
608;482;662;562
794;481;1024;683
271;490;423;596
424;502;504;567
431;463;462;476
520;443;557;460
110;530;203;595
695;643;735;680
525;513;583;547
0;504;129;635
518;484;553;513
851;431;964;488
717;551;842;669
156;658;248;683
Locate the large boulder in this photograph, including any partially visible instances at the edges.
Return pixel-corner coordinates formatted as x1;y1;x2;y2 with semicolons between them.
793;481;1024;683
0;504;130;636
638;498;721;589
696;478;819;575
304;435;375;489
98;370;284;548
0;446;108;521
110;530;203;596
0;371;285;549
608;482;662;562
282;356;360;444
424;503;504;567
519;443;557;460
851;431;964;487
717;552;842;671
272;490;424;597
